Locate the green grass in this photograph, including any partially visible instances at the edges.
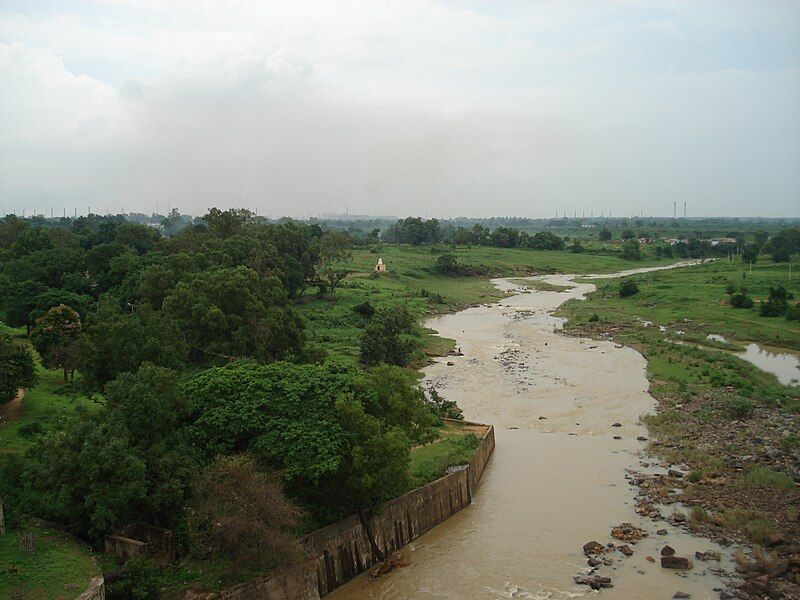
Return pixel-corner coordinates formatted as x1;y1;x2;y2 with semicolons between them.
0;525;101;599
298;244;680;363
0;358;98;456
559;256;800;350
408;423;481;488
743;467;796;490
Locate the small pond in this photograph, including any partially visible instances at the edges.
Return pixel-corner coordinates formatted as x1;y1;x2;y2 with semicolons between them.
740;343;800;386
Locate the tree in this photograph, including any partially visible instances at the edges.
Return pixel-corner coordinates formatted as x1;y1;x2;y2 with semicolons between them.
78;297;188;391
163;266;305;364
741;245;759;264
187;454;302;577
759;284;793;317
598;227;612;241
182;361;434;555
621;228;636;241
31;305;82;381
435;253;459;275
620;239;642;261
1;280;48;333
4;365;198;541
569;239;584;253
619;279;639;297
0;332;37;404
730;293;754;309
313;231;351;300
360;305;418;367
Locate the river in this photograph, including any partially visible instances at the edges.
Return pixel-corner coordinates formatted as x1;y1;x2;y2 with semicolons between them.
330;263;733;600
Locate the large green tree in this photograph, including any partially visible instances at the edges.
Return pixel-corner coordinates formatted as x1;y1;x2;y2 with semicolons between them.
0;332;37;404
163;266;305;364
31;304;82;381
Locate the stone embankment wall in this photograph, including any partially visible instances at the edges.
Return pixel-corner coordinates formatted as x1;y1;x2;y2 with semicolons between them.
217;421;495;600
75;576;104;600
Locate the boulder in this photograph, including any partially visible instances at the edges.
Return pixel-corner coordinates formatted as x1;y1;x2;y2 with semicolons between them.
661;545;676;556
661;556;690;570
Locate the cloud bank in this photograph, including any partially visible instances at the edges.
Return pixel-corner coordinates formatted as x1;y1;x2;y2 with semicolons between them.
1;1;799;218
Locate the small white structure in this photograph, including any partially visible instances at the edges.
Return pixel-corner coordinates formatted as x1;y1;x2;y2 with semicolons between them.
375;258;387;273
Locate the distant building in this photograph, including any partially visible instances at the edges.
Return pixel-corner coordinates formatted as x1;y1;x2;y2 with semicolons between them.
375;258;387;273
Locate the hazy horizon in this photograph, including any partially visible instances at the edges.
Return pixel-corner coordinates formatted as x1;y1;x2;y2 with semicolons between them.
2;1;799;219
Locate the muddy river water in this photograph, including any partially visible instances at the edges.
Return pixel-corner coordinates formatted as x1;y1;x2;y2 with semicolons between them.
331;263;734;600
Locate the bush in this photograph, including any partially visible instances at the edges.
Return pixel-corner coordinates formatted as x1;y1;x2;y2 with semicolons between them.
618;280;639;298
724;283;737;295
723;396;755;418
620;239;642;261
786;302;800;321
744;468;795;490
588;313;600;323
106;558;161;600
729;293;754;309
352;301;375;318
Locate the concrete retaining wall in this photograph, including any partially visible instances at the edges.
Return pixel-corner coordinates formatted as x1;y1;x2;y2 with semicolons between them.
216;422;494;599
75;576;104;600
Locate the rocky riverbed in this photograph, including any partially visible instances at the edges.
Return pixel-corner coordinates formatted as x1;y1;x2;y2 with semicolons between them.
330;263;743;599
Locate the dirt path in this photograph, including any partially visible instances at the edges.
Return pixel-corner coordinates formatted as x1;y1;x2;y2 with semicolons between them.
0;389;24;424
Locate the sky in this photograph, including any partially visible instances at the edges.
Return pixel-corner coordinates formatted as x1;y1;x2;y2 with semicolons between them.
1;1;799;219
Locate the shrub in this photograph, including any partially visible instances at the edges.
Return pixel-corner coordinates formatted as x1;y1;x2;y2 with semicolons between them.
723;396;755;418
588;313;600;323
785;302;800;321
352;301;375;319
106;558;161;600
744;467;795;490
619;279;639;298
724;283;736;295
729;293;754;309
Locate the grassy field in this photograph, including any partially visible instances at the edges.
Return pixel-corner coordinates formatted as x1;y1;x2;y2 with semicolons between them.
0;524;102;599
560;256;800;350
408;421;482;488
298;244;679;363
0;337;97;457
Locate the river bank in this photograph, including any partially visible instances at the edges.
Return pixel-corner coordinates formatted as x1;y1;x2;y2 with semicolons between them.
558;264;800;598
329;262;736;599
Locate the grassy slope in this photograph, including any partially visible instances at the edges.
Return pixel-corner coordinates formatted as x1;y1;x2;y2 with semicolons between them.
0;337;97;457
0;524;101;599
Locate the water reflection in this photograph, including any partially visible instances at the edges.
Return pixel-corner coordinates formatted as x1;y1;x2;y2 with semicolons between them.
740;343;800;386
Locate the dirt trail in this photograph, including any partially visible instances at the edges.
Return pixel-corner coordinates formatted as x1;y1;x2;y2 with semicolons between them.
0;388;24;424
330;261;734;600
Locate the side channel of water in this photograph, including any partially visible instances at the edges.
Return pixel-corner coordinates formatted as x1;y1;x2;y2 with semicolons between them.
330;263;733;599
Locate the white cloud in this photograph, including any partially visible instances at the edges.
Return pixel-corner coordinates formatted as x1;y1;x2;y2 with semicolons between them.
0;1;798;217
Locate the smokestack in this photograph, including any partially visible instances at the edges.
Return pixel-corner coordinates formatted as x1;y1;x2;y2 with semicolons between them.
683;201;687;218
673;201;676;219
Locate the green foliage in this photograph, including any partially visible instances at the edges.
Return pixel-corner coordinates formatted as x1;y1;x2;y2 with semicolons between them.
3;365;197;541
409;433;479;488
163;266;305;363
0;332;37;404
618;279;639;297
744;467;795;490
360;304;419;367
722;396;755;419
78;297;188;391
620;238;642;260
598;227;612;241
435;253;459;275
182;360;436;523
106;557;161;600
30;304;82;380
729;292;754;309
759;283;793;317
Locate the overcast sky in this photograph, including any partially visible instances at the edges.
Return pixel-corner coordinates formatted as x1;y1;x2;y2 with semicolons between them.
1;1;799;219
